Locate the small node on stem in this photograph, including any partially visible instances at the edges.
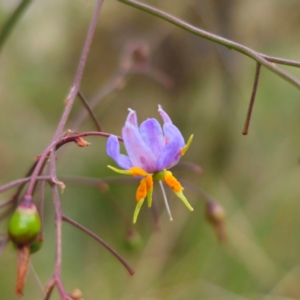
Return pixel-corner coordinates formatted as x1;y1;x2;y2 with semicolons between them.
52;178;66;193
65;129;79;137
65;85;76;105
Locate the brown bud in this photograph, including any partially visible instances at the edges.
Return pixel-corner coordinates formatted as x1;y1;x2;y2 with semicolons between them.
70;289;84;300
75;137;91;147
206;202;225;224
206;201;226;242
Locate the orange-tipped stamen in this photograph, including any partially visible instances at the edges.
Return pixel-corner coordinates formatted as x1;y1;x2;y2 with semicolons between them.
133;179;148;224
163;171;194;211
163;171;182;192
130;167;149;177
136;179;147;201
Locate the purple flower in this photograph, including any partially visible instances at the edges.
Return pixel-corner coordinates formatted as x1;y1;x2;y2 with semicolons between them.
107;105;194;223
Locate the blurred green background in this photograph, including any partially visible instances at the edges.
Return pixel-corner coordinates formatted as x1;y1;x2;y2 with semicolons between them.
1;0;300;299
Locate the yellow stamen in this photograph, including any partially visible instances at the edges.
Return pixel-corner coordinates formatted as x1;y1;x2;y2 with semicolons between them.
133;198;145;224
130;167;149;177
180;134;194;156
163;171;194;211
163;171;182;193
136;179;147;201
107;165;134;175
145;176;153;207
174;190;194;211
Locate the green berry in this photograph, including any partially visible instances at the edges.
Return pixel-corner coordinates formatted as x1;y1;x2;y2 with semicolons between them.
8;204;41;247
29;238;43;254
124;228;142;251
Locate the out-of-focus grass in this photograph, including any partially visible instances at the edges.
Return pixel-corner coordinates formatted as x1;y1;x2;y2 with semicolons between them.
1;0;300;299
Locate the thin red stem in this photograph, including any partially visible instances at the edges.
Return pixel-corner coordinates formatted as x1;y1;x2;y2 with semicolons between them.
62;214;135;276
77;91;102;131
52;0;104;140
243;63;262;135
25;131;122;196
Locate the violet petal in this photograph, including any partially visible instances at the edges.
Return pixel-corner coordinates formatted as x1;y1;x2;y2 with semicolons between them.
126;109;138;127
107;135;133;169
122;123;157;172
157;123;185;170
158;105;172;124
140;118;164;157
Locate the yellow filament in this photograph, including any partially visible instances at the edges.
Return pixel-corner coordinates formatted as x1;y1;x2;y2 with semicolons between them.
180;134;194;156
145;175;153;207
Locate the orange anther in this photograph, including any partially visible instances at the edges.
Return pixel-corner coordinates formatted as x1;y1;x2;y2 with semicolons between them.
136;179;147;201
164;173;182;193
130;167;149;177
145;175;153;190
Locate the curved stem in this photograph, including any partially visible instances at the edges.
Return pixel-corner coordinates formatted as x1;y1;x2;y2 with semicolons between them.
25;131;122;196
52;0;104;140
0;176;51;196
119;0;300;90
62;215;135;275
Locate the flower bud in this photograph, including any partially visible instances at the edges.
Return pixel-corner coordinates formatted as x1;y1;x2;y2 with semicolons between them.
206;201;225;224
8;202;41;247
70;289;84;300
124;228;142;251
206;201;226;242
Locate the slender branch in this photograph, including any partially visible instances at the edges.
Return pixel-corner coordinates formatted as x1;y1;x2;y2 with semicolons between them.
77;91;102;131
118;0;300;90
243;63;262;135
0;198;15;209
71;42;173;130
62;215;135;275
38;174;46;242
25;131;123;196
44;277;55;300
49;151;70;300
261;55;300;68
0;0;33;52
0;176;51;196
71;71;126;129
52;0;104;141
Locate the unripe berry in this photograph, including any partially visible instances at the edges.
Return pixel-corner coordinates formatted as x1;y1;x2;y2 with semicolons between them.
8;201;41;247
124;228;142;251
29;238;43;254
